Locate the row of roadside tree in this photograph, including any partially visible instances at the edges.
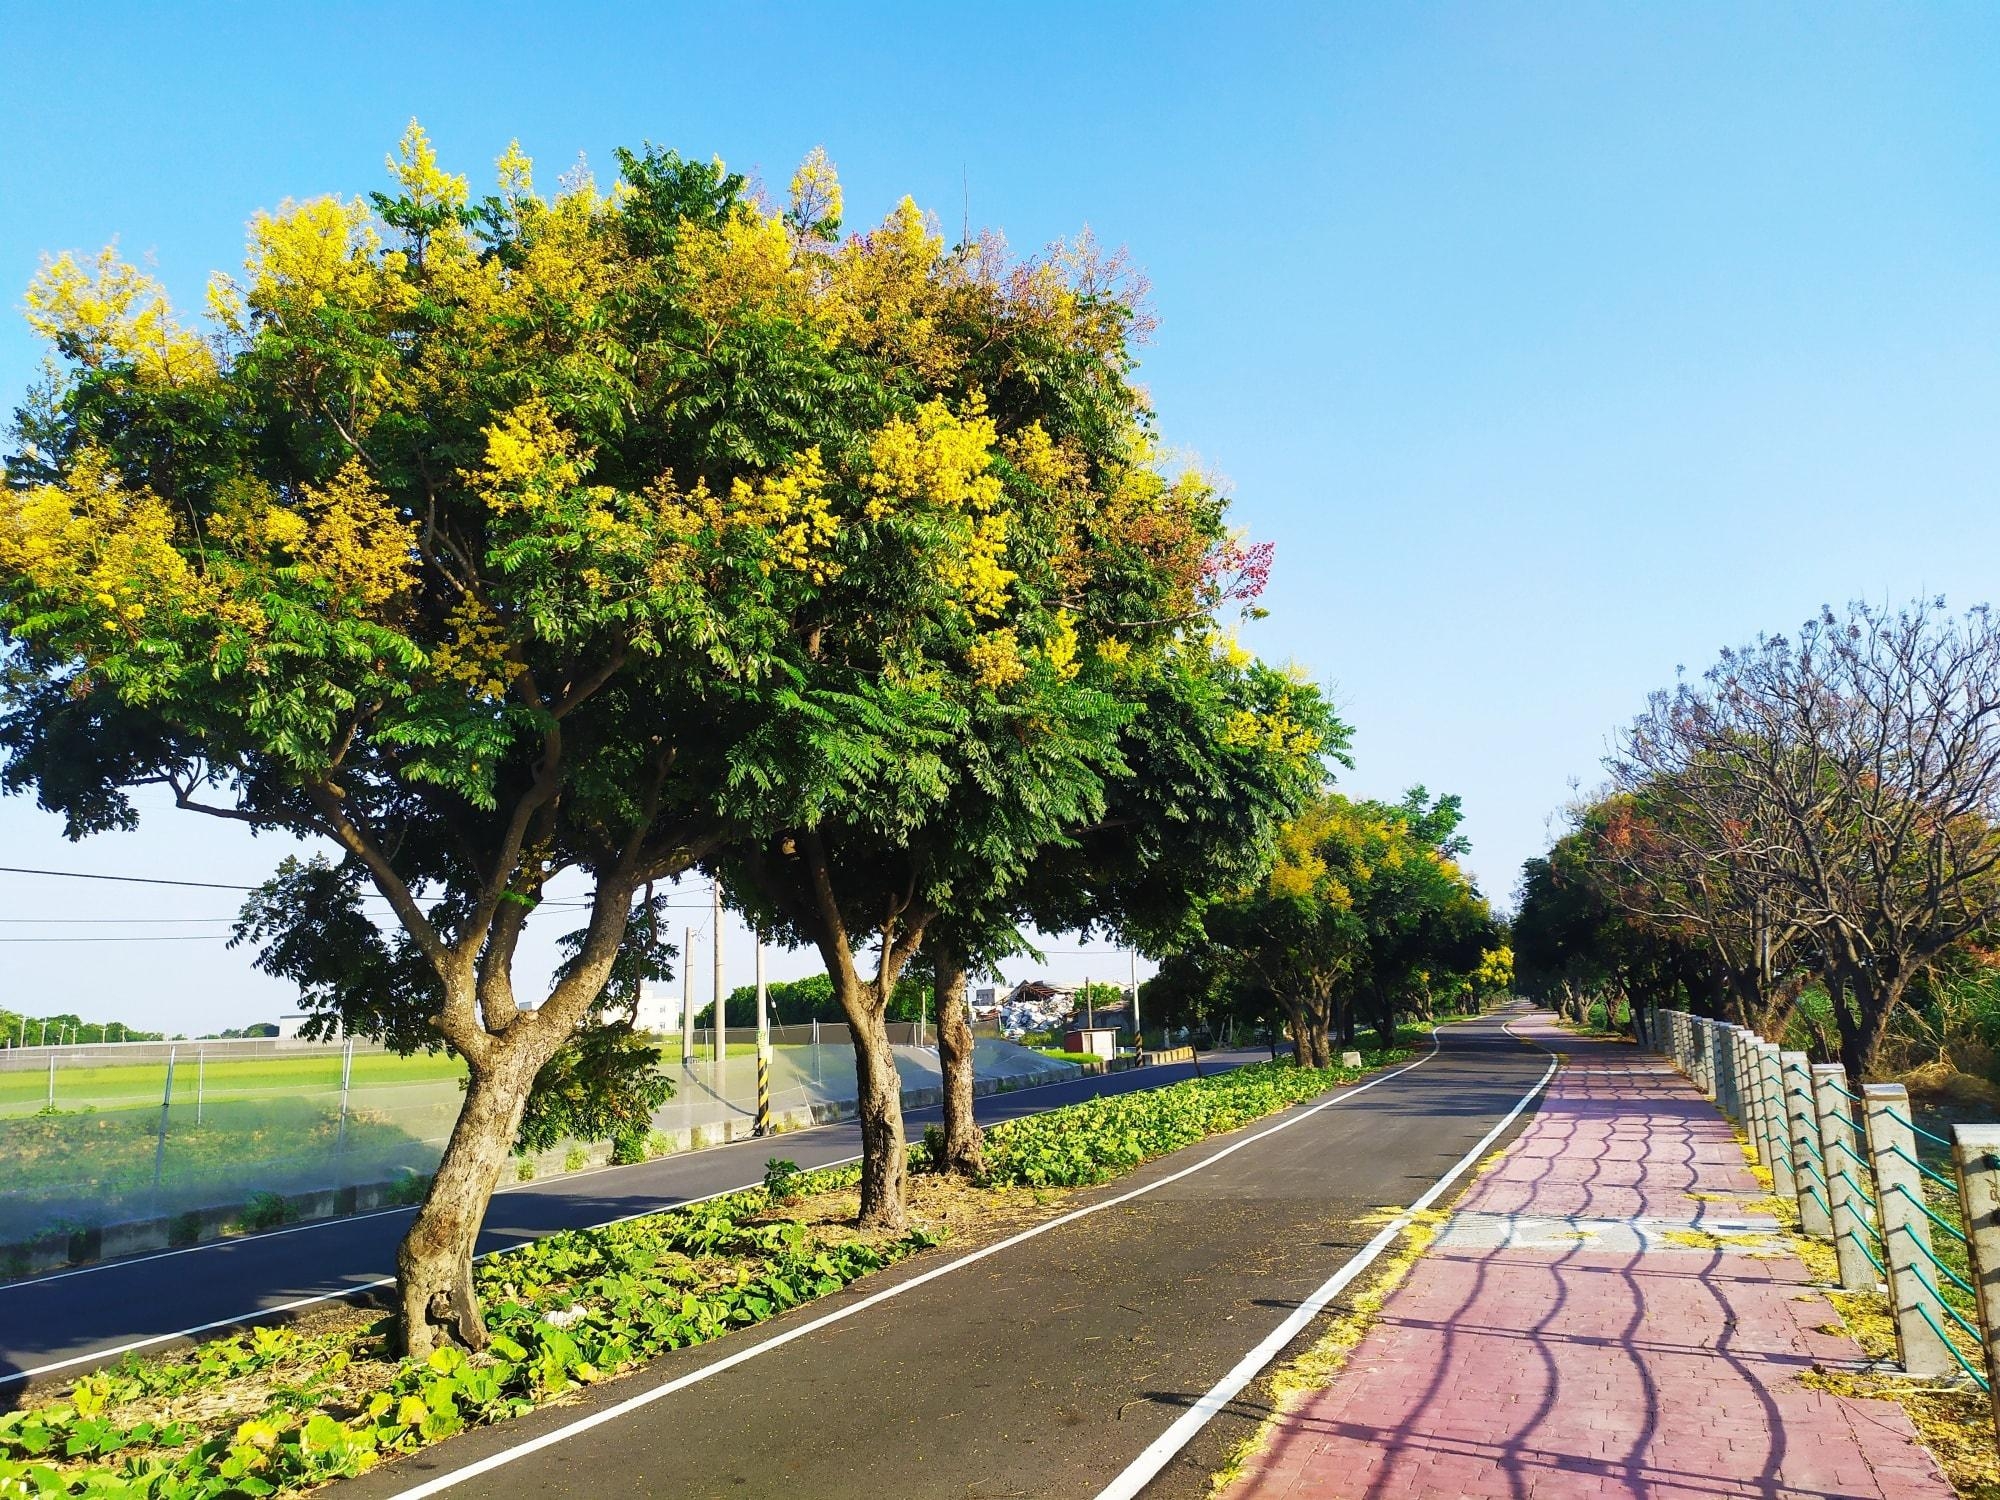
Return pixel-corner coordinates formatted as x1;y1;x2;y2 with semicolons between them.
1516;596;2000;1084
0;125;1503;1358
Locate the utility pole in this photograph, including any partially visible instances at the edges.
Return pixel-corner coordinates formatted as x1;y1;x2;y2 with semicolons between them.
681;925;695;1065
755;934;770;1136
1130;949;1143;1065
1085;975;1093;1029
711;877;725;1063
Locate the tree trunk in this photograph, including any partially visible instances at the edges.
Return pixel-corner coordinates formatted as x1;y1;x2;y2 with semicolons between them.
932;941;984;1176
850;1002;908;1228
1283;1002;1310;1065
1306;1017;1331;1068
396;1050;537;1358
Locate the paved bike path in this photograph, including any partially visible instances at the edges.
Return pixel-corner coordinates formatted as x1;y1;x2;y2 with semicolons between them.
334;1011;1552;1500
1225;1018;1955;1500
0;1049;1274;1390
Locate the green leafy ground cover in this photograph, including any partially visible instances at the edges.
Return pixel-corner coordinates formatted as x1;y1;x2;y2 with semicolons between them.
0;1047;1414;1498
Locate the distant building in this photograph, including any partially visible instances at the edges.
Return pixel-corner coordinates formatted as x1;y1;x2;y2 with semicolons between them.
634;980;683;1036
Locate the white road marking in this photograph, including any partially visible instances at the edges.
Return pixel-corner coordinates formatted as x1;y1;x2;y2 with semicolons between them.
0;1055;1151;1296
0;1053;1238;1384
1091;1012;1559;1500
375;1025;1484;1499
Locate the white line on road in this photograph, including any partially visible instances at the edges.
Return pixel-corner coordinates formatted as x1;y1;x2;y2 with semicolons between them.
0;1055;1170;1296
1091;1015;1559;1500
0;1053;1243;1385
375;1024;1481;1500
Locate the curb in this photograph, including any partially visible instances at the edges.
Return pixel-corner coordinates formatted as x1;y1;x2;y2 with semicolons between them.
0;1063;1084;1280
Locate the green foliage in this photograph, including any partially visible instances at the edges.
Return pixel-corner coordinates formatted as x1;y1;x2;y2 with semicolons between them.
0;1172;937;1497
383;1172;430;1207
0;1009;164;1047
561;1147;586;1173
761;1158;804;1204
237;1192;291;1233
982;1051;1409;1188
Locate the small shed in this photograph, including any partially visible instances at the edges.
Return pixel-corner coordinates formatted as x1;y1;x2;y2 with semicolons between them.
1064;1026;1120;1060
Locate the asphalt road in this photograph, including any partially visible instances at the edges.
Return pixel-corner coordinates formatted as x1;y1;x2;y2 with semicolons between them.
0;1047;1281;1391
335;1010;1554;1500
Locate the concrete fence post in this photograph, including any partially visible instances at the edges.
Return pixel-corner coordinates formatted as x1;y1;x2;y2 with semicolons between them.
1709;1023;1733;1117
1783;1051;1832;1237
1738;1029;1764;1147
1689;1017;1710;1096
1734;1028;1764;1158
1757;1043;1795;1200
1723;1025;1748;1128
1814;1063;1877;1293
1863;1084;1956;1378
1950;1126;2000;1432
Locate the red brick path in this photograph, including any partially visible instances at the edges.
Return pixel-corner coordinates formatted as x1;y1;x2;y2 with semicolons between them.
1224;1015;1956;1500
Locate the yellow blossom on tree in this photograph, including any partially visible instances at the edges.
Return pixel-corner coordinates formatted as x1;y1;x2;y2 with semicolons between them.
966;628;1027;689
23;247;215;385
428;594;513;699
468;399;588;513
729;447;842;582
787;146;843;240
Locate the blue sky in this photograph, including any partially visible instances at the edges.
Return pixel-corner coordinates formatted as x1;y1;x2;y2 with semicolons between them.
4;2;1998;1032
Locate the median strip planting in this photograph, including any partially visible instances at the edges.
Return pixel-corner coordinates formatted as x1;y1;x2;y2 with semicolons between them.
0;1048;1410;1499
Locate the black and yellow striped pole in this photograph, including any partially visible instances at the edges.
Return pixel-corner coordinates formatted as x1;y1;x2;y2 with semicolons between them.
754;933;771;1137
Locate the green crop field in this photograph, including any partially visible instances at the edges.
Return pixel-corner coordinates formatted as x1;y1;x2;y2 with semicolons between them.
0;1050;468;1115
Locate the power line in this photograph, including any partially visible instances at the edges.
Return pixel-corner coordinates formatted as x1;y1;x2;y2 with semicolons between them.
0;935;230;944
0;917;244;925
0;864;258;891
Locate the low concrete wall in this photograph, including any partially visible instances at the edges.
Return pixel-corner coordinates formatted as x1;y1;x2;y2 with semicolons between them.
0;1062;1083;1280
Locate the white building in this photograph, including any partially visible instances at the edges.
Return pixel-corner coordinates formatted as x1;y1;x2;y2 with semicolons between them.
634;980;683;1036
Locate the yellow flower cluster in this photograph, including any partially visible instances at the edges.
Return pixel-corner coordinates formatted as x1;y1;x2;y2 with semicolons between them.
787;146;843;239
0;449;224;640
291;459;418;609
386;120;469;214
1000;421;1077;492
468;400;587;513
1224;707;1323;760
819;198;953;380
729;447;842;582
1041;610;1080;681
966;629;1027;689
675;207;797;327
861;397;1003;518
242;196;411;321
24;248;215;385
428;594;513;699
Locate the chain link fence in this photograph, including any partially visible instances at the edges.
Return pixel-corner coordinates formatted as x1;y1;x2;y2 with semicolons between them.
0;1031;1068;1248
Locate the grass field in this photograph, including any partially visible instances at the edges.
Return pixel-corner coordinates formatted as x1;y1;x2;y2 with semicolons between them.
0;1050;468;1114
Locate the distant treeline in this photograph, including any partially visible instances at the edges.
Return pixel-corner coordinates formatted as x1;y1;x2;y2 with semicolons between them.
0;1007;167;1046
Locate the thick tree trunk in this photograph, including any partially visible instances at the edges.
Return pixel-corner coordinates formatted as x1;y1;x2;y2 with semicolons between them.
1283;1004;1310;1065
932;943;984;1177
1306;1018;1331;1068
850;1003;908;1229
396;1051;538;1358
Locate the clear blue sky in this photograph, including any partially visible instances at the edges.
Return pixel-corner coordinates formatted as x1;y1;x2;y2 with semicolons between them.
4;2;1998;1032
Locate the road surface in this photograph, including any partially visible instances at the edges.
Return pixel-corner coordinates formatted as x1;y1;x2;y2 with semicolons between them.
333;1010;1555;1500
0;1047;1278;1391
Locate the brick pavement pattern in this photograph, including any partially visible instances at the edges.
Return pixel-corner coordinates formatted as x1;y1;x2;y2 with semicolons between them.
1225;1015;1956;1500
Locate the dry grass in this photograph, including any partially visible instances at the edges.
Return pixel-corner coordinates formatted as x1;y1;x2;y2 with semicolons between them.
1206;1143;1520;1495
1724;1130;2000;1499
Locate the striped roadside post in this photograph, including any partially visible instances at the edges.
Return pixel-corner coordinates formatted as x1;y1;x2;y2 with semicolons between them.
754;934;771;1137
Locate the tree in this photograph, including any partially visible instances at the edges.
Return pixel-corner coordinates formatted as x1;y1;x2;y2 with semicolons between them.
0;129;1098;1347
707;198;1328;1221
1609;600;2000;1077
1180;787;1491;1064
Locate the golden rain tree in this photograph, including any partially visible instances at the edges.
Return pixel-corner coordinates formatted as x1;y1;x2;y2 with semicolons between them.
0;125;1334;1339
